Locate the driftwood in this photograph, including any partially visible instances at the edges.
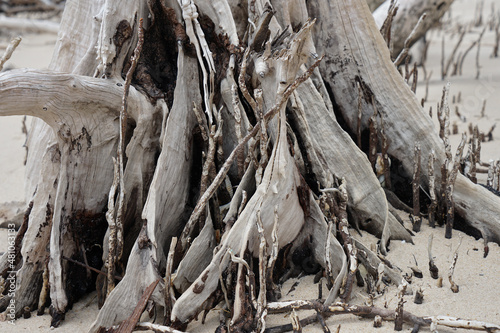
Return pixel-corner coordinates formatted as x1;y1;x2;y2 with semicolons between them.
0;0;499;332
373;0;455;56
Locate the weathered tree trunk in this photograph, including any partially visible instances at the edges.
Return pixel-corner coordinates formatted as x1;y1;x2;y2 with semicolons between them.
373;0;454;56
1;0;499;332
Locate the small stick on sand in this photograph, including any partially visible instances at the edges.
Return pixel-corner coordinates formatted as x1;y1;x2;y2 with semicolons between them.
443;28;466;78
475;26;487;79
492;20;499;58
394;280;408;331
316;312;331;333
487;161;495;188
445;133;467;239
338;180;357;302
428;234;439;279
448;238;463;293
411;62;418;93
480;100;487;118
291;309;302;333
266;300;500;332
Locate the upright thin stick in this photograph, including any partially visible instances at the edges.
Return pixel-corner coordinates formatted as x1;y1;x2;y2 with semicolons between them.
445;134;467;239
475;26;487;79
394;13;427;67
448;238;462;293
0;36;21;71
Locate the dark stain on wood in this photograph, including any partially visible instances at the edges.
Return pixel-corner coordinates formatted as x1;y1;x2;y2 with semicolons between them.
296;175;310;217
113;19;133;57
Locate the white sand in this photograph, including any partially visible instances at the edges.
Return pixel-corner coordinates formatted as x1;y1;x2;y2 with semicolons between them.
1;0;500;332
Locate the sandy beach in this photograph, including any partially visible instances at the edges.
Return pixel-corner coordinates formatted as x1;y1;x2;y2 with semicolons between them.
1;0;500;332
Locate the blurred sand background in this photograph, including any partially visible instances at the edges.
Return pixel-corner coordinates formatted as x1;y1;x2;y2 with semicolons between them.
1;0;500;332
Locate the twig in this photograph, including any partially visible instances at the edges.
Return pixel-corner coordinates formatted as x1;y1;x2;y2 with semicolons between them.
238;48;258;112
492;20;499;58
457;39;477;75
316;311;331;333
394;280;408;331
255;88;268;185
394;13;427;67
474;0;484;27
291;309;302;333
164;237;177;325
427;234;439;279
256;210;268;333
266;300;500;332
180;56;323;250
105;158;120;294
134;322;185;333
448;237;462;293
475;26;487;79
338;180;357;303
445;133;467;239
411;62;418;93
106;18;144;296
231;82;245;179
266;206;279;296
443;28;465;78
380;0;398;57
62;256;122;281
0;36;21;71
487;161;496;188
180;0;215;123
112;279;160;333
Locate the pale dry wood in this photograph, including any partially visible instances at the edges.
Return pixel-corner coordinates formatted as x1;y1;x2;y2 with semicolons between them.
0;36;21;71
293;76;412;250
373;0;455;55
309;0;500;246
90;48;201;331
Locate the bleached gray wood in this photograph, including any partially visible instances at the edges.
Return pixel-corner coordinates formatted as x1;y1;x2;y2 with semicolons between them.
309;0;500;245
373;0;455;55
90;46;201;331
